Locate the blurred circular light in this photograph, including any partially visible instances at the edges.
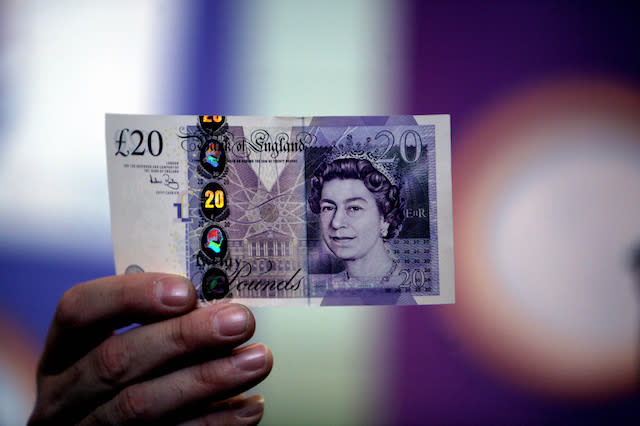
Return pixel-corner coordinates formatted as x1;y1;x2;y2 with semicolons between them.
452;78;640;399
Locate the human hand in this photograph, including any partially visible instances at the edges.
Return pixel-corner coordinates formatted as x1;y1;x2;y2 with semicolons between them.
28;273;273;425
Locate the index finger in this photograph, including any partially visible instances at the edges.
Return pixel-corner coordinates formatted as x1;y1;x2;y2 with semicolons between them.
39;273;197;374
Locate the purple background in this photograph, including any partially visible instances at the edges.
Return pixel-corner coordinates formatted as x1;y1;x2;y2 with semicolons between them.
392;1;640;424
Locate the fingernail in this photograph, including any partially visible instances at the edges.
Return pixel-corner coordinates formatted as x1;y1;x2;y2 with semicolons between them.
155;276;191;306
213;305;249;337
232;345;267;371
235;396;264;419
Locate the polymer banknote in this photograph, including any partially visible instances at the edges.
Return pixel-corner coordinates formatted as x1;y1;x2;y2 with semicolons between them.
105;115;454;306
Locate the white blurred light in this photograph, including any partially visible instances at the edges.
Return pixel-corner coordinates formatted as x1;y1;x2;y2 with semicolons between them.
240;0;406;115
492;133;640;347
0;1;183;256
453;79;640;398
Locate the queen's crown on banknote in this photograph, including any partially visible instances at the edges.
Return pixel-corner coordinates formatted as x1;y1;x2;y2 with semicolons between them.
106;115;454;306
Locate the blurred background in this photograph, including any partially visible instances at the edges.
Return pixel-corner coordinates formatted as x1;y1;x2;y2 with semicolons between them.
1;0;639;424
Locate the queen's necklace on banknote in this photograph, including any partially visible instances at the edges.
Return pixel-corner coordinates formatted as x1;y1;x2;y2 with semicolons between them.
105;115;454;307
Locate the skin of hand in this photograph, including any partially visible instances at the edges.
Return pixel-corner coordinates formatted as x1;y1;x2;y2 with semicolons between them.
28;273;273;425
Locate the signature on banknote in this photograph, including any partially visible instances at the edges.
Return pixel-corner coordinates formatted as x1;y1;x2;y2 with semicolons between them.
149;173;179;190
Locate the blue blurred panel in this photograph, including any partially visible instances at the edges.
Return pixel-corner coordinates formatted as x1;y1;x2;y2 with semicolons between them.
0;248;115;345
178;0;248;114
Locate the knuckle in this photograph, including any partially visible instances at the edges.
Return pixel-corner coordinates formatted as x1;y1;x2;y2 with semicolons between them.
28;404;51;425
194;361;223;388
116;385;151;420
65;359;84;388
55;287;82;327
94;337;130;387
168;315;196;352
113;282;135;310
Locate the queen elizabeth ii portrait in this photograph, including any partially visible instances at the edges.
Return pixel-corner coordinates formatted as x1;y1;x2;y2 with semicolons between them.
307;156;416;305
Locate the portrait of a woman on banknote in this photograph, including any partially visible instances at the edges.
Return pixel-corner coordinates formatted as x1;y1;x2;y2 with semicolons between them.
308;157;417;305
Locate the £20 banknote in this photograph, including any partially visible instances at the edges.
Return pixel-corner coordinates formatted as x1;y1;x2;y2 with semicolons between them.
105;115;454;306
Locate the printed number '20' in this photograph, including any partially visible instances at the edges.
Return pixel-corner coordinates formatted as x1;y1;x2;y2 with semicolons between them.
202;115;223;123
204;189;225;209
200;182;227;220
115;129;163;157
399;268;431;290
372;129;423;163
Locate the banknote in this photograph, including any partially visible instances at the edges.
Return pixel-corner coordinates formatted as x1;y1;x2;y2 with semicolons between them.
105;115;454;306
